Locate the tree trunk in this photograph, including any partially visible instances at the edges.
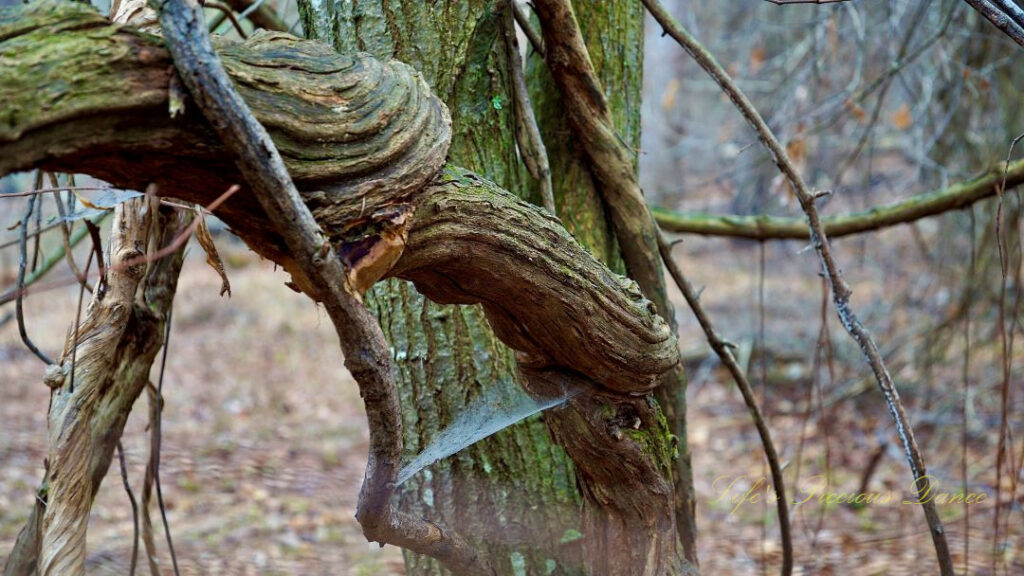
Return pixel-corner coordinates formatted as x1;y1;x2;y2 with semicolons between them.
1;3;693;573
525;2;697;562
299;2;584;574
301;1;693;574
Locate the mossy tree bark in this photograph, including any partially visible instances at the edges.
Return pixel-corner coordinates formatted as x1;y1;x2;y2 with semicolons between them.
2;2;693;574
298;1;692;574
524;3;697;561
299;2;583;574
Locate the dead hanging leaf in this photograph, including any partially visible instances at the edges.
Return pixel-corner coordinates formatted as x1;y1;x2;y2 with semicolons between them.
786;137;806;165
844;98;867;123
749;45;766;75
193;207;231;297
661;78;680;111
890;104;912;130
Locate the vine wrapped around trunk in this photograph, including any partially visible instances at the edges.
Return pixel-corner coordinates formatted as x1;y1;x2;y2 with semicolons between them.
2;3;687;573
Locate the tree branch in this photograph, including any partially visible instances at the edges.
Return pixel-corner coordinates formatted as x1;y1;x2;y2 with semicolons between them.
654;158;1024;240
5;199;190;576
530;0;696;564
642;1;955;574
2;6;686;571
531;0;670;323
0;1;677;396
658;234;793;574
153;0;493;573
960;0;1024;46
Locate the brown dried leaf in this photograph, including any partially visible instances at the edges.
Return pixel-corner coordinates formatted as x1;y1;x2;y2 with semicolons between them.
890;104;912;130
844;98;867;122
194;207;231;297
749;45;766;75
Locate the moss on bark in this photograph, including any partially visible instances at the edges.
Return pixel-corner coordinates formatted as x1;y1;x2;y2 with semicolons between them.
301;2;583;574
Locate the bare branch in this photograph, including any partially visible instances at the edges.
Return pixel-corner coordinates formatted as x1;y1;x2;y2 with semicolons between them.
220;0;287;32
658;234;793;575
154;0;492;572
960;0;1024;46
512;1;545;57
152;305;181;576
502;0;554;214
115;442;140;576
15;194;54;365
642;1;955;573
653;158;1024;240
201;0;248;38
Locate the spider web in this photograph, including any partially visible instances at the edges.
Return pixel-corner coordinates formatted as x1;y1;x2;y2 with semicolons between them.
396;377;578;486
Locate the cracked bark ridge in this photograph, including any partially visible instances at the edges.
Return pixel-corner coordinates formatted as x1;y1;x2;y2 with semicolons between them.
392;168;677;394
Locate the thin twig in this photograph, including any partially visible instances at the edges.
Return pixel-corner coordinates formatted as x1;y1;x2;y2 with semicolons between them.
84;220;106;290
757;242;769;576
811;279;835;546
1005;188;1024;564
961;207;975;575
155;1;492;572
31;173;43;272
659;234;793;575
642;1;954;573
0;185;128;198
15;193;54;365
502;0;554;214
48;173;91;293
218;0;287;33
992;132;1023;573
201;0;248;38
153;305;181;576
117;442;141;576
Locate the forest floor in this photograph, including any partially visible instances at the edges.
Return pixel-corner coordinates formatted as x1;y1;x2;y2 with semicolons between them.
2;219;1023;575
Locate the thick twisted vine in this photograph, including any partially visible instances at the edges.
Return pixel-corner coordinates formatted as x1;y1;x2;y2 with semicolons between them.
3;2;684;572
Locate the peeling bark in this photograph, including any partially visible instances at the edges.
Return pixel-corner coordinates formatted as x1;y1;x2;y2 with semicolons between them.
3;201;190;576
